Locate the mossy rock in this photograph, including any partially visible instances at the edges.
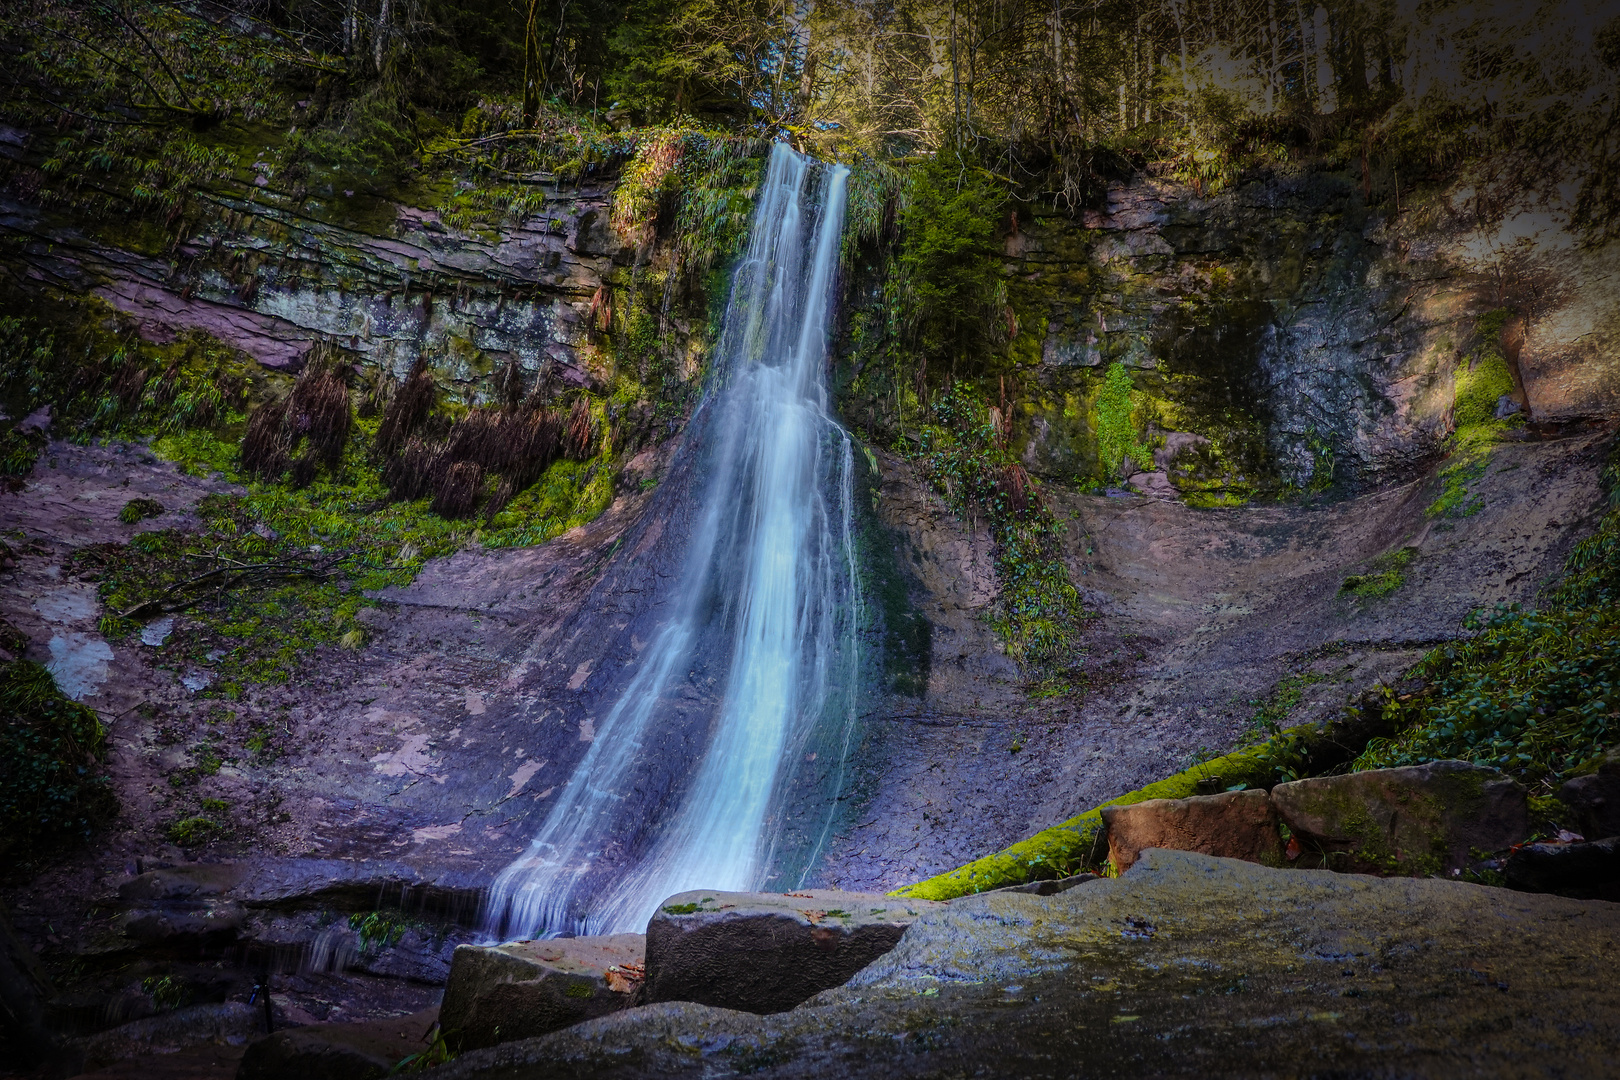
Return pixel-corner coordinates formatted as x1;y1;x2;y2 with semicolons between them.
1271;760;1529;876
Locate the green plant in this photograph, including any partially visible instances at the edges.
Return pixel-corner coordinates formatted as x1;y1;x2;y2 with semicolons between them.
1340;548;1418;600
166;816;219;846
118;498;165;524
906;384;1085;669
1357;441;1620;786
0;660;115;862
349;910;409;953
141;975;191;1011
1094;363;1154;479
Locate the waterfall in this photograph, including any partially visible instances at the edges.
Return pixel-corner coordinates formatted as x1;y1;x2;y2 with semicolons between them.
482;143;860;939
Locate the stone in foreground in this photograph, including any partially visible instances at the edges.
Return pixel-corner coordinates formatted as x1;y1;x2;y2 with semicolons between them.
432;851;1620;1079
1505;836;1620;900
643;889;945;1014
236;1007;438;1080
1100;788;1282;871
439;934;645;1051
1559;746;1620;841
1271;759;1527;874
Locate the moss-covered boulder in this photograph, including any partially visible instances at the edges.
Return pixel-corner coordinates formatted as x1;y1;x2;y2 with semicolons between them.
1271;760;1528;875
1101;789;1283;871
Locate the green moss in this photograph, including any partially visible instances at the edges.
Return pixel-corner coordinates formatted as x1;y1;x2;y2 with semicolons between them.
1340;548;1418;600
891;721;1329;900
349;910;409;953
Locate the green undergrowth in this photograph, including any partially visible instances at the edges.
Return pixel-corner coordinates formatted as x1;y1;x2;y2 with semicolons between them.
905;384;1084;672
0;660;116;865
1239;671;1331;747
1;308;616;691
1355;439;1620;789
72;421;612;691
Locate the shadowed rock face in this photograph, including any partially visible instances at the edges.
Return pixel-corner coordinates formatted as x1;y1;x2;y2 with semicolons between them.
433;850;1620;1079
642;890;945;1015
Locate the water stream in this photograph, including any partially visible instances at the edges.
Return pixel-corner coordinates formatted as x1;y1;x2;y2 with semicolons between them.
483;143;859;939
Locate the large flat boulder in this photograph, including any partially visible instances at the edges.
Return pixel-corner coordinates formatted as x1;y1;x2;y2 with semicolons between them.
439;934;645;1051
1100;789;1282;871
1271;759;1528;875
643;889;945;1014
429;850;1620;1079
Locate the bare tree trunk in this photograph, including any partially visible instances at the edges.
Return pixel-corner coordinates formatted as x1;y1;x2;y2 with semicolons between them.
1312;4;1337;112
342;0;358;56
1267;0;1280;112
373;0;391;74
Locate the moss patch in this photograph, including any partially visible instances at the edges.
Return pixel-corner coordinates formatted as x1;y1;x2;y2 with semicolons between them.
1339;547;1418;600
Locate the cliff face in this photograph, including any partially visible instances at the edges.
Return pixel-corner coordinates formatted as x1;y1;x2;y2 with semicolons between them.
992;166;1620;496
0;134;1616;1044
0;159;643;392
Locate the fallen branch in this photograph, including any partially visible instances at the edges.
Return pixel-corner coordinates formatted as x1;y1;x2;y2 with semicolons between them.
120;549;350;620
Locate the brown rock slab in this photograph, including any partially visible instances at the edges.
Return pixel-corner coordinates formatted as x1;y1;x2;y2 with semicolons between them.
643;889;945;1014
438;934;644;1051
235;1007;438;1080
1100;789;1282;871
1271;759;1528;875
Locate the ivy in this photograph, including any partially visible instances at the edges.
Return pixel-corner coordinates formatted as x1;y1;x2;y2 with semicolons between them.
907;384;1085;670
1357;440;1620;787
0;660;116;863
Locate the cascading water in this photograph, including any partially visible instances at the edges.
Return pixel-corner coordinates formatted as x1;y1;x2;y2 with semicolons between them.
482;143;860;939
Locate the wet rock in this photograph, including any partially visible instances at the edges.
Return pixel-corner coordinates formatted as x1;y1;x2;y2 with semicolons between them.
118;901;246;943
1558;747;1620;842
1100;789;1282;872
1271;759;1528;875
236;1006;438;1080
988;873;1098;896
77;1001;259;1072
643;889;945;1014
118;864;245;902
439;934;644;1052
1504;836;1620;900
430;851;1620;1080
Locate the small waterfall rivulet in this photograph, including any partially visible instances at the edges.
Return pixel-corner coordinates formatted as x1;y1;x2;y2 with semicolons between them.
482;143;860;939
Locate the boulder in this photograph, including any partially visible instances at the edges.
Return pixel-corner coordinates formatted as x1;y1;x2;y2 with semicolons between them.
439;934;645;1051
78;1001;259;1072
1271;759;1528;875
236;1007;438;1080
988;873;1099;896
1504;836;1620;900
643;889;945;1014
429;851;1620;1080
1100;789;1282;871
1559;746;1620;841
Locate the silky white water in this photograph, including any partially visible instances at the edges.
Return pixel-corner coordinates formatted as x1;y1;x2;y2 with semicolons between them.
482;143;859;939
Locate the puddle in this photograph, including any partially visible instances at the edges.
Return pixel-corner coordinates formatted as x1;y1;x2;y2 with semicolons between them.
46;632;114;700
181;671;214;692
